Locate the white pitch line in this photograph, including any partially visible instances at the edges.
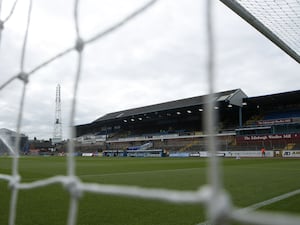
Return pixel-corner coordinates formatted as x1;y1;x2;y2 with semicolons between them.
9;168;202;183
196;188;300;225
241;189;300;212
79;167;202;178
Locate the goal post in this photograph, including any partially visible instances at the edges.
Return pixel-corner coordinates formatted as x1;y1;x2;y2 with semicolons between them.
220;0;300;63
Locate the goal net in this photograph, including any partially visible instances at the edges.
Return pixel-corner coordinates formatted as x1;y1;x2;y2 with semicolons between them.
0;0;299;225
221;0;300;63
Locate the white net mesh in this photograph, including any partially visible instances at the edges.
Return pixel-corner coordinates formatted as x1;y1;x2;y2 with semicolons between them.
221;0;300;63
0;0;299;225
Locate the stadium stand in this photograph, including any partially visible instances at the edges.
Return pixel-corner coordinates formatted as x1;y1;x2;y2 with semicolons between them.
74;89;300;156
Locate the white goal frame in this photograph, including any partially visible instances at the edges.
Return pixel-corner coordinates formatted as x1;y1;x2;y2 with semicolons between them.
221;0;300;64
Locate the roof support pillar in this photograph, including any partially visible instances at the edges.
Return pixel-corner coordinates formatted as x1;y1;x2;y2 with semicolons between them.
239;106;243;128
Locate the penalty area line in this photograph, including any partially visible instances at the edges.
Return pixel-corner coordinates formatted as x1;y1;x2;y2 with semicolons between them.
241;188;300;212
78;167;201;178
196;188;300;225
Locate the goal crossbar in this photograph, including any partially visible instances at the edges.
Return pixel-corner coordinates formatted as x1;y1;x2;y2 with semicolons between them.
221;0;300;64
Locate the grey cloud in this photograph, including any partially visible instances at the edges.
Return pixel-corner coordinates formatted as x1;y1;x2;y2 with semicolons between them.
0;0;299;139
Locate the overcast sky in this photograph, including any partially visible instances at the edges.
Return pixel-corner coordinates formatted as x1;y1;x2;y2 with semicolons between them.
0;0;299;140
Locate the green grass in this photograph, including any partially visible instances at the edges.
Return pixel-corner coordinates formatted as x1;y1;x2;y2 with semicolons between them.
0;157;300;225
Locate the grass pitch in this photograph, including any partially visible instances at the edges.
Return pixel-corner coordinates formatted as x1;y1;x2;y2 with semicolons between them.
0;157;300;225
